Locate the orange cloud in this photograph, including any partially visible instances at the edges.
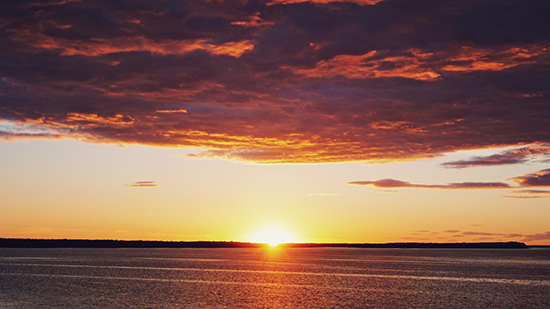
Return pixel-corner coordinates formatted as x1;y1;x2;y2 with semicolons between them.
12;29;254;58
66;113;134;127
156;109;188;114
290;44;549;82
230;13;275;28
289;50;441;81
441;45;549;72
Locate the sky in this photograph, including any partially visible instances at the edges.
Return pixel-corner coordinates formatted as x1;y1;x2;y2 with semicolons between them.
1;0;549;245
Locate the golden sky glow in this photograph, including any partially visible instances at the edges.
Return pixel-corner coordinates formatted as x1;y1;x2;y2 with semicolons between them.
0;0;549;245
246;225;301;246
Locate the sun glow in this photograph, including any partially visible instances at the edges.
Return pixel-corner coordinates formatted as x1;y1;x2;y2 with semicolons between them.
247;225;300;246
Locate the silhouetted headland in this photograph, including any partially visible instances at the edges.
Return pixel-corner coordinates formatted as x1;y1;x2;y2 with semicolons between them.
0;238;529;249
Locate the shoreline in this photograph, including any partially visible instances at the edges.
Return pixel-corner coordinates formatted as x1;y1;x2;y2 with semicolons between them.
0;238;529;249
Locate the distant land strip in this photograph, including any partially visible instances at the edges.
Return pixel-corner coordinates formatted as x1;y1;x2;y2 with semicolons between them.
0;239;529;249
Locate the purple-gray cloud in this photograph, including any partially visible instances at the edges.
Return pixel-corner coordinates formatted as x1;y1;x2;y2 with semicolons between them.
502;188;550;198
125;181;158;188
0;0;548;163
441;144;550;168
524;232;550;242
349;168;550;191
0;1;549;163
511;190;550;194
502;195;549;199
348;179;510;189
462;231;493;236
509;169;550;187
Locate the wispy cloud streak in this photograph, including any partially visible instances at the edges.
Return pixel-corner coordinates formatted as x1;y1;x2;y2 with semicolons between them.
442;144;550;168
348;179;510;189
125;181;158;188
349;168;550;191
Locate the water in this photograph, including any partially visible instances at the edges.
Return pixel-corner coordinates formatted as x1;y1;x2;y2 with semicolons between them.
0;247;549;308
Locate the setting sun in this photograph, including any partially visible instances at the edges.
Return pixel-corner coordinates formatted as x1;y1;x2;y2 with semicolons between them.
246;226;300;246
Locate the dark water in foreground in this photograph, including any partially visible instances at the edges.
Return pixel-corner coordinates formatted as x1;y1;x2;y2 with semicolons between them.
0;248;549;308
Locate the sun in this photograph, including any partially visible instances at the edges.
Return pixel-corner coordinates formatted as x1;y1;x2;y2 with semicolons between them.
247;225;300;247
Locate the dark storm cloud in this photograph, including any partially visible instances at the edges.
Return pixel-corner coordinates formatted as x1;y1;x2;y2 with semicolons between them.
1;0;550;163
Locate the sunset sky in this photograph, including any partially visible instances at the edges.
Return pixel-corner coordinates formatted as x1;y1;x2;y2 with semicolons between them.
1;0;549;245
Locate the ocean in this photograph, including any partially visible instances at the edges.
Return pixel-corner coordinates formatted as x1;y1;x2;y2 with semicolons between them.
0;247;549;308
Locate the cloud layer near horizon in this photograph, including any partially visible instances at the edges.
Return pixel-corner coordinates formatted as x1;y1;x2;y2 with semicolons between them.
1;0;550;163
348;179;511;189
349;169;550;192
404;229;550;243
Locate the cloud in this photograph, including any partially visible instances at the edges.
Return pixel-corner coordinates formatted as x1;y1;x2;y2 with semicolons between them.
462;231;493;236
441;144;550;168
289;45;548;82
1;0;550;163
269;0;384;5
437;229;546;242
473;237;494;241
156;109;188;114
506;234;523;238
513;190;550;194
125;181;158;188
25;0;82;8
288;50;442;81
349;168;550;191
460;231;525;239
11;29;254;58
348;179;510;189
502;195;549;199
509;169;550;187
524;231;550;242
443;230;460;233
371;190;399;193
0;120;68;141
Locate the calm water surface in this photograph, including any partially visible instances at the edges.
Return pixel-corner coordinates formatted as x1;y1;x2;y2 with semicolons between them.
0;247;549;308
